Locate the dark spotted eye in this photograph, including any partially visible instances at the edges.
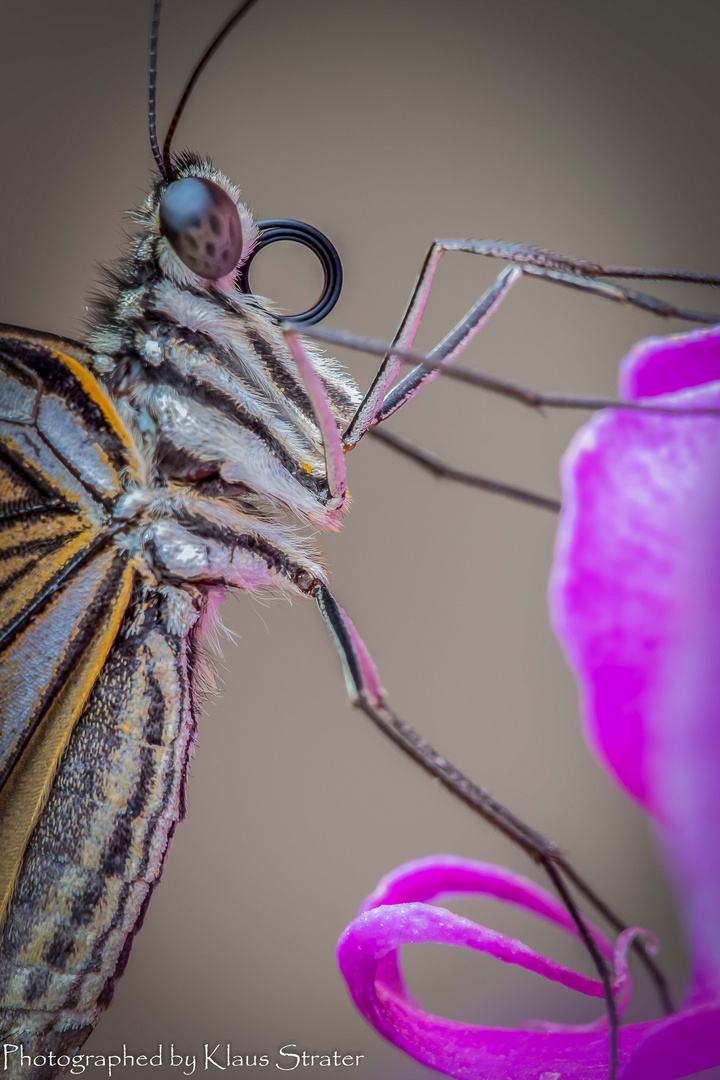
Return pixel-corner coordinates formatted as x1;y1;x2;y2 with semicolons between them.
158;176;244;279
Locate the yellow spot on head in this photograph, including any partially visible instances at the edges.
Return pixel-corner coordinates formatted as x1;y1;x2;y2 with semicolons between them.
302;462;312;474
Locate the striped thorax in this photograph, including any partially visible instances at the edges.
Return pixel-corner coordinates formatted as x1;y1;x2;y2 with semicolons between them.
91;153;362;590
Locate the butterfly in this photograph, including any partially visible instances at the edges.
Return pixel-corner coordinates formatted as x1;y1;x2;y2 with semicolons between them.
2;2;719;1076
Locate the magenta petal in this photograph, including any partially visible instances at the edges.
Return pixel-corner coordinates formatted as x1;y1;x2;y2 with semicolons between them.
359;855;612;958
337;903;636;1080
549;367;720;810
648;458;720;1002
338;857;720;1077
550;323;720;999
619;1002;720;1080
528;928;653;1036
620;324;720;401
337;857;654;1079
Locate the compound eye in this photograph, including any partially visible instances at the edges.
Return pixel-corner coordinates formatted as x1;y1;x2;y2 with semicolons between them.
158;176;243;279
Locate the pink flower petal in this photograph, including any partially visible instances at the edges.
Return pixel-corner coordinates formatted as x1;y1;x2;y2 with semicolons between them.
337;857;653;1080
358;856;612;954
619;1002;720;1080
549;334;720;810
620;324;720;401
648;457;720;1003
549;323;720;1001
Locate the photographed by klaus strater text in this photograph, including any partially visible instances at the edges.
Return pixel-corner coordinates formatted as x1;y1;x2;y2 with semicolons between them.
0;2;719;1078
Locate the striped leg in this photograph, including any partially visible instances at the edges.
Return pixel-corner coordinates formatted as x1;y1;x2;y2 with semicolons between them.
296;322;720;513
305;324;720;421
343;263;519;448
341;239;720;448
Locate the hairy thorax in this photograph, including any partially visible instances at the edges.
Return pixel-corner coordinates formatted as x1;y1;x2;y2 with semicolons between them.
86;155;362;599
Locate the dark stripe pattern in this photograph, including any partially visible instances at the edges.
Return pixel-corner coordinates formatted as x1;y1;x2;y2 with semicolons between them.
0;588;200;1078
86;153;361;526
0;339;133;503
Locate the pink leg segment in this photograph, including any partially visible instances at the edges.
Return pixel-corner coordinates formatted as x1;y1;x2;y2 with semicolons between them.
282;325;347;509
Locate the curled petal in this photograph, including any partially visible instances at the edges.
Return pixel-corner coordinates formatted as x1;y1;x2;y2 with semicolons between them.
359;855;613;952
337;857;651;1080
530;928;656;1035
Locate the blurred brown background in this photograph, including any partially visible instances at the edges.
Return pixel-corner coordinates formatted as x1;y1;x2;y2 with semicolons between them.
1;1;719;1076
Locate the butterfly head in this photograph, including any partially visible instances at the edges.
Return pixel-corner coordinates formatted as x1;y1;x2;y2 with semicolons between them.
142;3;340;320
143;154;259;293
159;176;243;280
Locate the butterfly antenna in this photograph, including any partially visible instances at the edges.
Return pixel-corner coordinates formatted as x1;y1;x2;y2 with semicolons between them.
161;0;262;177
148;0;167;177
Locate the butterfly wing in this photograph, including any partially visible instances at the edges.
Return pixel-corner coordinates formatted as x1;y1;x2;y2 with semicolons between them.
0;325;142;926
0;585;197;1057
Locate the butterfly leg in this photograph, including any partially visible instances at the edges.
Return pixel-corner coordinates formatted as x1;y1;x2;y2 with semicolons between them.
369;426;561;513
296;245;719;510
307;322;720;422
343;260;520;447
314;581;629;1075
313;576;676;1048
282;325;347;512
341;239;720;448
315;580;560;855
300;310;718;514
376;259;720;426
